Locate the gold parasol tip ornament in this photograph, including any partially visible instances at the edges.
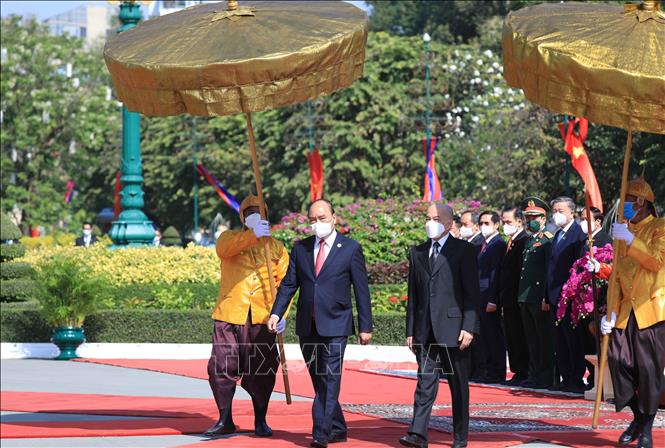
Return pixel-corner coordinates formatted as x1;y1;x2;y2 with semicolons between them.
210;0;256;22
624;0;665;23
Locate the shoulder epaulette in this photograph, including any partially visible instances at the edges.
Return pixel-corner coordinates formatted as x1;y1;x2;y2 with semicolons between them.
543;231;553;239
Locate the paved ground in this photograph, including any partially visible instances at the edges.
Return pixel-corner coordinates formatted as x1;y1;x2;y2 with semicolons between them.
0;359;583;447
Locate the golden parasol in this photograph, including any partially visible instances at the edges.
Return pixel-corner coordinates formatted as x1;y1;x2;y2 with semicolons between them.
105;0;369;404
502;0;665;427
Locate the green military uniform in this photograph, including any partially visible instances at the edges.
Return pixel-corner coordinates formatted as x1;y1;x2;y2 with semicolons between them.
518;197;556;388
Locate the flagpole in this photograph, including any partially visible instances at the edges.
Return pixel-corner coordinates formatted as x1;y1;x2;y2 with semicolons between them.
423;32;434;201
564;115;571;197
191;117;199;232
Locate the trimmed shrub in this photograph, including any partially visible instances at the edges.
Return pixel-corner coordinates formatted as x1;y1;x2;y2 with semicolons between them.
367;261;409;284
21;233;77;250
0;262;33;279
1;213;22;241
0;243;26;261
0;278;39;302
0;306;406;345
161;226;182;247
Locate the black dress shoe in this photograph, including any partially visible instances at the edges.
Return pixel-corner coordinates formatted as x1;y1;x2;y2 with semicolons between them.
505;375;527;386
452;440;468;448
203;407;236;437
547;383;565;391
636;433;652;448
399;433;428;448
482;376;505;384
562;383;586;394
310;439;329;448
618;419;642;445
329;432;348;443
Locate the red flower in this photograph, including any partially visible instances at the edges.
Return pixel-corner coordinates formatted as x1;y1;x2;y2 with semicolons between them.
389;296;398;303
401;295;408;301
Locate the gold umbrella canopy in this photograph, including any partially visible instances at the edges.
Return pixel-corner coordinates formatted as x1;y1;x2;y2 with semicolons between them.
502;0;665;134
104;0;368;117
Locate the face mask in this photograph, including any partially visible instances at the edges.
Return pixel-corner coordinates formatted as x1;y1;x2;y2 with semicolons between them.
623;201;638;221
580;220;595;235
528;219;541;233
244;213;261;229
503;224;517;236
553;212;568;228
459;226;473;238
480;224;495;238
311;221;333;239
426;220;445;239
83;229;92;237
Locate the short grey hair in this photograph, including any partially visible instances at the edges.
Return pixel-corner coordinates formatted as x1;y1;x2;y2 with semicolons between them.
429;202;454;221
551;196;576;213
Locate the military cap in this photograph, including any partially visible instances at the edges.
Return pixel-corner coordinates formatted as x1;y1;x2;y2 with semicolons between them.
523;196;549;216
626;178;655;203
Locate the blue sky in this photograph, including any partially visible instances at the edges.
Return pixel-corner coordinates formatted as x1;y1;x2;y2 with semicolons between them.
1;1;370;21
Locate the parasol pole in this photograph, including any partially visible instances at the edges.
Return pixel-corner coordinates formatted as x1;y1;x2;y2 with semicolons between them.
593;127;632;428
584;190;601;384
245;111;292;405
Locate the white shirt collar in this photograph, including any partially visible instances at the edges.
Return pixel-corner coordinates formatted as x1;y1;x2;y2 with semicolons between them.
317;229;337;247
431;232;450;250
511;228;525;240
484;232;499;243
561;219;574;234
469;231;481;241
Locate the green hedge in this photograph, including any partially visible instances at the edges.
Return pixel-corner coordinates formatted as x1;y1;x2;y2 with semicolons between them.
0;213;22;241
1;262;34;280
0;307;406;345
0;278;39;302
0;243;25;262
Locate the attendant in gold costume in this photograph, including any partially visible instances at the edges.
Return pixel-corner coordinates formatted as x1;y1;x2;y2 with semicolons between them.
205;195;290;438
602;178;664;448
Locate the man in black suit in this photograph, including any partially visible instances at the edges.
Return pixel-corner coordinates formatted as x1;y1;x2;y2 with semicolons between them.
400;202;479;448
268;199;372;448
473;210;507;383
498;206;530;386
546;196;587;393
580;207;612;253
74;222;97;247
460;210;484;255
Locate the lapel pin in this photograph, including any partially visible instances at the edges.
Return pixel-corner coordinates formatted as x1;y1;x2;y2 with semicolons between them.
337;243;342;248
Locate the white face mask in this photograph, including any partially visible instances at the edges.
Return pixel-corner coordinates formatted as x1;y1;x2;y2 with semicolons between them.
553;212;568;228
503;224;517;236
426;220;445;239
459;226;473;239
83;229;92;237
480;224;495;238
311;221;333;239
244;213;261;229
580;220;597;235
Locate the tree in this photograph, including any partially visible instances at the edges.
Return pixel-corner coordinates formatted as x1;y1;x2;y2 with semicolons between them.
0;16;120;231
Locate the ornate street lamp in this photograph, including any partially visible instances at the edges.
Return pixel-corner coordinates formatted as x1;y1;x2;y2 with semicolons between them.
108;1;155;247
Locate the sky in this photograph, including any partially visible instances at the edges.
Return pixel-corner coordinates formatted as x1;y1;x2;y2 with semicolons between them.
1;1;370;21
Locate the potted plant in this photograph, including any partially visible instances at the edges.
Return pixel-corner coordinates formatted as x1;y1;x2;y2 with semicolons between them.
35;255;109;360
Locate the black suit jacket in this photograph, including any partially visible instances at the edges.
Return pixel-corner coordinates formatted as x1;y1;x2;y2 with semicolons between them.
581;228;612;256
546;221;587;306
271;233;372;337
406;236;480;347
75;235;97;247
478;235;506;307
498;230;528;309
469;233;485;257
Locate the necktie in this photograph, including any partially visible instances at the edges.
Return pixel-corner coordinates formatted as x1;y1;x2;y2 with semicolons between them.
505;238;512;254
481;242;487;253
430;241;440;268
555;231;564;245
315;239;327;276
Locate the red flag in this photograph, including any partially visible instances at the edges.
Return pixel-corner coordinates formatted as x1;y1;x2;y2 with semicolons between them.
422;137;442;202
307;149;324;203
558;117;603;212
114;172;122;219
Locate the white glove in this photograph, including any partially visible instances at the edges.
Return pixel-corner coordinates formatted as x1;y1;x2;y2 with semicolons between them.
612;223;634;246
585;258;601;273
600;312;616;335
276;317;286;334
253;220;271;238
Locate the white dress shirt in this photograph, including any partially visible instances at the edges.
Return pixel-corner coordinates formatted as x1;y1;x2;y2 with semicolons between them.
429;232;450;257
314;229;338;264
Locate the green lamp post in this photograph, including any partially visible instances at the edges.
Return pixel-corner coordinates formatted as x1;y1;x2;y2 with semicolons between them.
109;1;155;247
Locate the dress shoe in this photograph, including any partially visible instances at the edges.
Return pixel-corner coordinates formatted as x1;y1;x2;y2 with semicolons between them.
618;419;642;445
636;433;652;448
399;433;428;448
329;432;348;443
562;382;586;394
547;383;565;391
505;374;527;385
252;397;273;437
452;440;468;448
310;439;329;448
203;407;236;436
482;376;505;384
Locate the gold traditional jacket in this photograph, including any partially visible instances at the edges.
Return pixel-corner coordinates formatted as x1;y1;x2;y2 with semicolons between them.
211;230;289;325
610;215;665;330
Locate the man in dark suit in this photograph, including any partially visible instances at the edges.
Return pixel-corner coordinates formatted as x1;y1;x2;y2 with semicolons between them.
498;206;530;386
580;207;611;254
473;210;507;383
400;202;479;448
546;196;587;393
74;222;97;247
460;210;484;255
268;199;372;448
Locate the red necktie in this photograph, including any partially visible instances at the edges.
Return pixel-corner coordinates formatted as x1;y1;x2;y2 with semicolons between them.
315;239;327;276
505;238;512;254
481;242;487;253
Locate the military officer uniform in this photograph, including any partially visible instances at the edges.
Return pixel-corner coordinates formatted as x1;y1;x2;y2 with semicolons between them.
517;198;555;389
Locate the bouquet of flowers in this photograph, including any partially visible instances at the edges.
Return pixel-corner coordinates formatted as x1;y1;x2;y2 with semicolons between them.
557;243;613;327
